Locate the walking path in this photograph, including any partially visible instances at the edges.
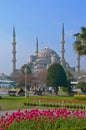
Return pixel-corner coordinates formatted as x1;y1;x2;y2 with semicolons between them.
0;109;26;116
0;110;17;116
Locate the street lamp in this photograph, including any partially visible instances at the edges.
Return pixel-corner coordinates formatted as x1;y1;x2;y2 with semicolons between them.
24;67;27;98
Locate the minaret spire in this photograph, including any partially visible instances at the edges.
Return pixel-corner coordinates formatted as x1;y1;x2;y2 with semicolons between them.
62;23;65;43
12;26;16;73
13;26;15;41
60;23;65;67
35;37;39;55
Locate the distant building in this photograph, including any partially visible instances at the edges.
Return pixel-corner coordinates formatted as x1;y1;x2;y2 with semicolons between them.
0;73;15;88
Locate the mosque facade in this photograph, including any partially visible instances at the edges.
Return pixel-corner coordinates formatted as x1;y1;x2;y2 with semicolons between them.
12;24;76;74
28;42;71;73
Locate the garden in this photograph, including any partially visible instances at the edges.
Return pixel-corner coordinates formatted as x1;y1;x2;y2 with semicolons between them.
0;95;86;130
0;108;86;130
0;63;86;129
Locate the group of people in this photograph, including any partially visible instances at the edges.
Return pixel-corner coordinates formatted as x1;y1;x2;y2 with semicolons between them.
33;85;53;95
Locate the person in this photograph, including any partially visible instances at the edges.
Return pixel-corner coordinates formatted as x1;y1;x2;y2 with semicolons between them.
49;87;52;94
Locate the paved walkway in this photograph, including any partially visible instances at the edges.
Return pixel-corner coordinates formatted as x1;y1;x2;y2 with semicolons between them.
0;109;27;116
0;110;18;116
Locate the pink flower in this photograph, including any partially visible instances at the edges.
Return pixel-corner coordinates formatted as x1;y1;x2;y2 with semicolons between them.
5;112;8;116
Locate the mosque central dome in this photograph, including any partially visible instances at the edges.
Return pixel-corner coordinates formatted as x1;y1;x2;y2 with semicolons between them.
38;45;58;58
28;45;60;72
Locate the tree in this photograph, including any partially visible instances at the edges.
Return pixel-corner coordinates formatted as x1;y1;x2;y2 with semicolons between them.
65;70;75;82
11;64;32;82
17;74;33;88
20;64;32;74
76;81;86;94
35;69;47;85
16;64;32;88
46;63;67;95
73;27;86;55
10;70;21;82
73;27;86;72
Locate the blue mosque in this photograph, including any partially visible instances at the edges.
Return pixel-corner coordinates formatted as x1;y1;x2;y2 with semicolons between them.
12;24;77;74
0;24;86;91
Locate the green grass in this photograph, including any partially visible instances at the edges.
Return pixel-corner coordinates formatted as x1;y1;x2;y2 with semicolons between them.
0;95;86;110
0;95;73;103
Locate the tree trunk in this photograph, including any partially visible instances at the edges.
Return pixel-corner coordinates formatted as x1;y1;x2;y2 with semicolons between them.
54;87;59;95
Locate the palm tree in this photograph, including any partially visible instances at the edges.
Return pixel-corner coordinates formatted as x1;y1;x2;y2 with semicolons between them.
73;27;86;72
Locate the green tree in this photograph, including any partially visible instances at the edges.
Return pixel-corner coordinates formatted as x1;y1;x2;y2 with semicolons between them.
73;27;86;72
76;81;86;89
20;64;32;74
65;70;75;82
17;74;33;88
16;64;32;88
76;81;86;94
10;64;32;88
73;27;86;55
46;63;67;95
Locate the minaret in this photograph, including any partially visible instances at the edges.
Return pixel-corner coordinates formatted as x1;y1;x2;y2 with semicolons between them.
12;26;16;73
60;23;65;67
76;53;80;73
35;37;39;55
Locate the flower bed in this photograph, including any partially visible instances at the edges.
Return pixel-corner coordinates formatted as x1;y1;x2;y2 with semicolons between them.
24;97;86;110
74;94;86;100
0;108;86;130
24;102;86;110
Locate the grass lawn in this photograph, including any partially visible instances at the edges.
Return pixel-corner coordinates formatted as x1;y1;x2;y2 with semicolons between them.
0;95;86;110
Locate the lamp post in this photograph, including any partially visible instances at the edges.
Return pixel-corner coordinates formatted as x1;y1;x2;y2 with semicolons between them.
24;67;27;98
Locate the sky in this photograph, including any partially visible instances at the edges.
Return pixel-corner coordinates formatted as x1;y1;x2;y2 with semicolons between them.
0;0;86;75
